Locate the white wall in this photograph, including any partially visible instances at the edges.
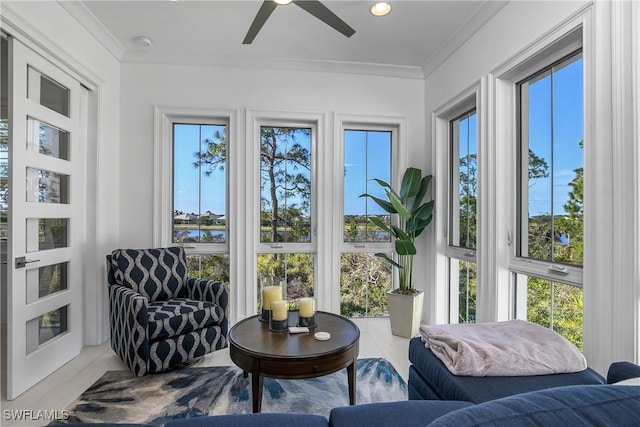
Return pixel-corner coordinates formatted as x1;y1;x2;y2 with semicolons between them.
2;1;121;344
424;0;639;374
119;62;425;315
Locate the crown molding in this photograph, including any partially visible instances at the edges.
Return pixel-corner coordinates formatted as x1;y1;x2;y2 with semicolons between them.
421;1;508;79
122;53;425;80
1;2;100;88
58;0;125;62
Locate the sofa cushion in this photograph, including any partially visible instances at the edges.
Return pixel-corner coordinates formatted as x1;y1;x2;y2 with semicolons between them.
329;400;472;427
607;361;640;384
148;298;224;341
111;247;187;302
408;337;605;403
427;385;640;426
165;413;328;427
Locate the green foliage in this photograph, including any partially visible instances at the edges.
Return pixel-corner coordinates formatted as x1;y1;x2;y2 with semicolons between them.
340;253;391;317
522;142;584;349
455;141;583;349
457;261;477;323
185;254;230;284
360;167;434;292
257;253;314;301
259;127;311;244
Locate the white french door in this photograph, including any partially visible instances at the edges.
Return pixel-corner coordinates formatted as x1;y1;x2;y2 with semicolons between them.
6;36;86;400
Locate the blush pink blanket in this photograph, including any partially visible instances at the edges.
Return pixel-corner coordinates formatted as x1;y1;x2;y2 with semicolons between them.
419;319;587;376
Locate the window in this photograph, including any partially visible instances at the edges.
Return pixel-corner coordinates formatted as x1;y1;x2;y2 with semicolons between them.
340;127;394;317
448;111;477;323
172;120;229;283
256;124;315;306
514;50;584;347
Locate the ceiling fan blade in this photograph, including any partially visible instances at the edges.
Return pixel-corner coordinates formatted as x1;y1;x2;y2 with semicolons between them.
243;1;278;44
293;0;356;38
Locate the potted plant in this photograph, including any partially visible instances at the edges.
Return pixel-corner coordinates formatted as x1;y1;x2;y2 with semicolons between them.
360;167;434;338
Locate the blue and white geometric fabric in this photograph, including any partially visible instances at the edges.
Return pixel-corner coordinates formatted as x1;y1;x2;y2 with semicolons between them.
107;247;228;376
111;246;187;302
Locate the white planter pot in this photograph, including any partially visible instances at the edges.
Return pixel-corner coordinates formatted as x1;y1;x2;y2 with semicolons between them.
387;291;424;338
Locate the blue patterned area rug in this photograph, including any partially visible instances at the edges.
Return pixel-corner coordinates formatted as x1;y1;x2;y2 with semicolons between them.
60;358;406;425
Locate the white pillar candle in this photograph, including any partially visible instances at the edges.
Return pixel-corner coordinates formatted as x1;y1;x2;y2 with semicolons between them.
262;286;282;312
271;300;288;321
299;297;315;318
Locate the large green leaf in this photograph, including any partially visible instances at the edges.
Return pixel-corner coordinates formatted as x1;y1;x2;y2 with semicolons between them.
395;239;417;255
412;175;432;212
400;167;422;200
372;178;392;192
412;200;434;220
412;215;433;238
359;193;396;213
388;190;411;220
375;253;402;269
370;216;392;235
391;225;410;241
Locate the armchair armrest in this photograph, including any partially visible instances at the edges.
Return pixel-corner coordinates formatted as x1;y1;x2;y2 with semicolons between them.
186;278;229;331
109;284;150;376
607;361;640;384
186;278;229;308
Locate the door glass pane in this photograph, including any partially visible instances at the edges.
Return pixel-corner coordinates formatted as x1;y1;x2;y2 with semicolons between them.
26;262;68;304
340;252;391;317
259;127;312;243
28;67;70;117
257;253;314;312
26;218;69;252
26;305;68;355
26;167;69;204
173;123;227;244
27;117;69;160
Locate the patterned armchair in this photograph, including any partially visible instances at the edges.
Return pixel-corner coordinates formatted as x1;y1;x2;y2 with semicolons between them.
106;246;228;376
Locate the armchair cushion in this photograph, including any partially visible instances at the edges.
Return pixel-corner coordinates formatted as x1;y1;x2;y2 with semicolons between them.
111;247;187;302
148;298;224;341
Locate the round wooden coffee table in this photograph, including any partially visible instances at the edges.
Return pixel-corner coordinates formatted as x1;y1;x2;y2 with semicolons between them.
228;311;360;413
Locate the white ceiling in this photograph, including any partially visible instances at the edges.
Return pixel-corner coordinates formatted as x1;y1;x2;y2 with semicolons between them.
66;0;508;78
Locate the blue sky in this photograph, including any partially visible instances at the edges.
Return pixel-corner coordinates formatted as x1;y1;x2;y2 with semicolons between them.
527;56;583;216
173;56;582;220
173;123;226;216
344;130;391;215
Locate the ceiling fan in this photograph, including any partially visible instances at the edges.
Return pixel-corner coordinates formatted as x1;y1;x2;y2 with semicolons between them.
243;0;356;44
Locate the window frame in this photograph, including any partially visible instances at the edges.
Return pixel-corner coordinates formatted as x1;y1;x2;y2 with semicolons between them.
340;123;397;255
447;108;478;323
153;107;237;254
253;118;317;255
338;123;397;317
511;48;584;288
333;116;407;314
171;118;230;253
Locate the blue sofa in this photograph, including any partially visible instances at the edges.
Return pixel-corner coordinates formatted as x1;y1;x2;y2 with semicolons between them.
159;384;639;427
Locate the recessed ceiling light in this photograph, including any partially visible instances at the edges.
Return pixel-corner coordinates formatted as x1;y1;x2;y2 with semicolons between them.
135;36;153;48
370;2;392;17
274;0;293;5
